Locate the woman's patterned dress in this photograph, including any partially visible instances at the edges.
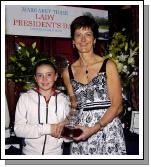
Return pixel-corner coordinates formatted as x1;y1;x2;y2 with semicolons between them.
68;58;126;155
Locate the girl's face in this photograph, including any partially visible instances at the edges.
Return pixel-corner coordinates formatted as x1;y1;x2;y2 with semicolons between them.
34;65;57;92
73;27;96;54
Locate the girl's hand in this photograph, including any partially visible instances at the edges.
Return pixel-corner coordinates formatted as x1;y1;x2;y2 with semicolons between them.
51;122;65;138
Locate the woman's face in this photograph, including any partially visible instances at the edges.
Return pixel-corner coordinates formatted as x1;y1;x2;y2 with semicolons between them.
34;65;57;91
73;27;96;54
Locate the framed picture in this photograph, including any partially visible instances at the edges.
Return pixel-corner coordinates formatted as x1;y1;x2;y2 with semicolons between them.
130;111;139;134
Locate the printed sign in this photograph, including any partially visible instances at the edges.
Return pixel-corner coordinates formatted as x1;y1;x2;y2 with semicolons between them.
5;5;109;40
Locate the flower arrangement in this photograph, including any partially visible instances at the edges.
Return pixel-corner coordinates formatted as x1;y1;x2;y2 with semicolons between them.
6;42;55;90
104;31;139;86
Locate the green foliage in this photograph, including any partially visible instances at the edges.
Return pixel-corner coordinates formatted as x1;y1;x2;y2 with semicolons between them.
6;42;55;89
104;32;139;86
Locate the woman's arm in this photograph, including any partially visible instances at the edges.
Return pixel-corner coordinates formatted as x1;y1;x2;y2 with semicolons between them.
62;67;77;109
97;59;123;127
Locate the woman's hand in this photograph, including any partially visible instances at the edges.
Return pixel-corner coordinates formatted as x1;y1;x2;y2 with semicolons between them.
72;123;101;141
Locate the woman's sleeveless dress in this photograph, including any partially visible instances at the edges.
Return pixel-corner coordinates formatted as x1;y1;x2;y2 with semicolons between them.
68;58;126;155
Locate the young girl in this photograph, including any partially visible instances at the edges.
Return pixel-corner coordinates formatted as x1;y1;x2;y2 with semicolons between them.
14;60;70;155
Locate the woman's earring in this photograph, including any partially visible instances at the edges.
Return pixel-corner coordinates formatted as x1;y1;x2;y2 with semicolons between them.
72;43;75;48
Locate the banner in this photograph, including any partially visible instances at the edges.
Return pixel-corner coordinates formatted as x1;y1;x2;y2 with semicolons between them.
5;5;109;40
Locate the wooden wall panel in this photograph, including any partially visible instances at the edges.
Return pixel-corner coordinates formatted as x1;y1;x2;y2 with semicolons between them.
54;38;75;63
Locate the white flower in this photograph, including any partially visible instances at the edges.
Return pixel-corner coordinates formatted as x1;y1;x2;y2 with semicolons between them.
118;54;126;62
128;71;138;79
116;62;123;73
105;32;138;86
132;71;138;76
18;46;21;50
122;65;128;73
130;49;137;57
135;72;138;76
109;53;112;57
127;107;132;111
126;71;130;75
122;27;126;31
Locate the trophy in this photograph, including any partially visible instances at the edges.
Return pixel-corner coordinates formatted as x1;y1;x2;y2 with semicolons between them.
61;108;83;138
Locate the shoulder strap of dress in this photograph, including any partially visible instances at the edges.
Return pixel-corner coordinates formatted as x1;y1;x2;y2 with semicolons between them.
68;64;74;79
99;58;109;73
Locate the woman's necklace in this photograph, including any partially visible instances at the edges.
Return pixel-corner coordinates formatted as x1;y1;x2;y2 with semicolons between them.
85;65;89;79
80;55;95;80
85;68;88;74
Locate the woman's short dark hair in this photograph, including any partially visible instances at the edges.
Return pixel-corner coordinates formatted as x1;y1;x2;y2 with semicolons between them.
70;15;99;39
34;59;57;75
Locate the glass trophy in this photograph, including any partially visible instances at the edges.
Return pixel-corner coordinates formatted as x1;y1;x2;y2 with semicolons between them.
61;108;83;138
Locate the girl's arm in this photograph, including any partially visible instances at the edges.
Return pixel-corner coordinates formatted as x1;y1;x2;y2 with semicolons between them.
14;94;58;138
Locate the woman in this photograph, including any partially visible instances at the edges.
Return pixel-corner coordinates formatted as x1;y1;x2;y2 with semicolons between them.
62;16;126;155
14;60;69;155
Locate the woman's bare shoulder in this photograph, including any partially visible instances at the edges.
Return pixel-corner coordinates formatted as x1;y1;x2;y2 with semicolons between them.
106;59;119;76
106;59;117;68
95;55;105;64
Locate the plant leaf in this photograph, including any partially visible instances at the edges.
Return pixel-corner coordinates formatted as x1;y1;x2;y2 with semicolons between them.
6;73;14;77
26;50;30;57
36;48;39;54
10;56;17;62
21;67;26;71
17;62;22;67
31;57;35;62
134;46;139;52
19;42;25;47
32;42;36;49
19;79;22;82
125;42;128;51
